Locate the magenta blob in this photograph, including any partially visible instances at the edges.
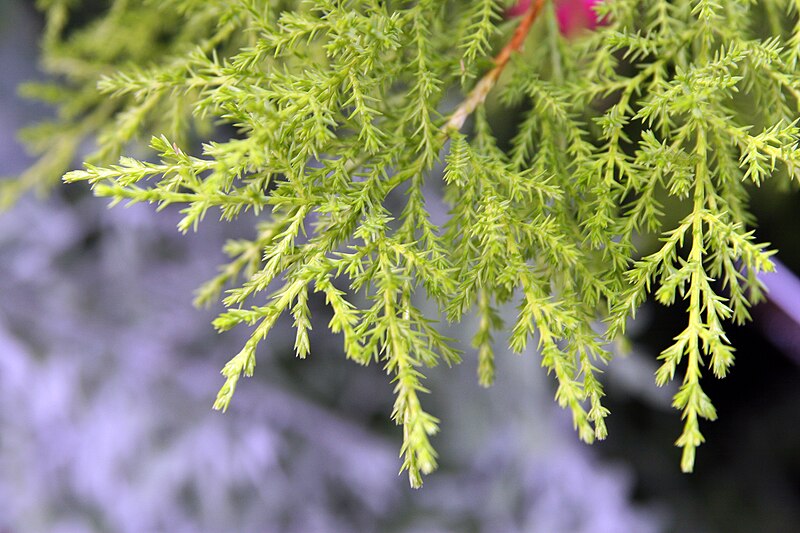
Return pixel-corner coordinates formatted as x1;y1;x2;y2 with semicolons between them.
507;0;602;36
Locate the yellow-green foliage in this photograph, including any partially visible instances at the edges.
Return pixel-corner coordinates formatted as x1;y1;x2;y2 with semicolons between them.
10;0;800;486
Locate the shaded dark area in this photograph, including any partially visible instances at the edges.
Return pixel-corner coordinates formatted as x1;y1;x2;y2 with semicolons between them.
602;304;800;533
599;188;800;533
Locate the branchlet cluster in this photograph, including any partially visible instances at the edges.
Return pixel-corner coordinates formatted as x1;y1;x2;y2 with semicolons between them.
9;0;800;486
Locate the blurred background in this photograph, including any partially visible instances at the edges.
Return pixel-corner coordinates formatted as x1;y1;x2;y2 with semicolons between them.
1;1;798;532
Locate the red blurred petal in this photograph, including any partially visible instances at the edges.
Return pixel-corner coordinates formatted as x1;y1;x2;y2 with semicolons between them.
508;0;602;36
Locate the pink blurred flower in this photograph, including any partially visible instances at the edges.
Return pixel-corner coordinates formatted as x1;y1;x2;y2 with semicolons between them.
508;0;602;36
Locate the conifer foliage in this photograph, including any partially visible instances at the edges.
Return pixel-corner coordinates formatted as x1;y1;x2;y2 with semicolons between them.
10;0;800;486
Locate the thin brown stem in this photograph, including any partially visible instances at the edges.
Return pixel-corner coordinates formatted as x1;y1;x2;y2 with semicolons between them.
445;0;547;132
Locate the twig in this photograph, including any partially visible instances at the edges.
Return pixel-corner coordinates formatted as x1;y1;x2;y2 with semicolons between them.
445;0;547;132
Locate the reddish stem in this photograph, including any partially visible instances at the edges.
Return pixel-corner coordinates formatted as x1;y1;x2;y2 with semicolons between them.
446;0;547;132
